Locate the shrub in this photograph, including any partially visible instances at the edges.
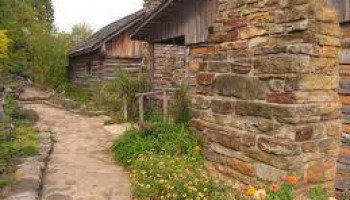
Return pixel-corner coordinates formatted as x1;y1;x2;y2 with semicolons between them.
172;85;190;124
111;123;200;166
95;69;148;123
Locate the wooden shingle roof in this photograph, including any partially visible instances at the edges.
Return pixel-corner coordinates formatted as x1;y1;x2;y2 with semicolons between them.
69;10;145;58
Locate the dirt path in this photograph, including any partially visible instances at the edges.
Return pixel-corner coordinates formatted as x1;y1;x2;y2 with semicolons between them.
22;104;132;200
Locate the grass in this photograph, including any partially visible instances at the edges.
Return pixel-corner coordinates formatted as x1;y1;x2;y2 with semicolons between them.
111;122;232;199
0;95;39;186
0;178;12;188
111;123;201;166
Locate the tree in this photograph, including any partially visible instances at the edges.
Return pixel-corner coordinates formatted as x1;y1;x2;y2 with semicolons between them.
70;23;94;45
33;0;54;24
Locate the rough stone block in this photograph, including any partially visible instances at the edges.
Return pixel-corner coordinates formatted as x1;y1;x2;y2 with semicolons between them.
266;92;296;104
207;62;230;73
305;158;337;184
196;72;215;86
296;74;338;90
211;99;235;114
254;54;310;74
257;136;300;156
239;26;267;39
216;74;267;100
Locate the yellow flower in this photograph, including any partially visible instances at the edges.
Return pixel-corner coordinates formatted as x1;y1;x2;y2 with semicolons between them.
246;186;256;196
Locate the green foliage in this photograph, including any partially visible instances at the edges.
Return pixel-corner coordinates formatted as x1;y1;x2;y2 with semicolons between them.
0;177;12;188
95;70;148;122
265;182;293;200
57;83;90;104
0;30;10;64
70;23;94;45
111;123;200;166
131;154;231;200
0;95;39;175
308;185;329;200
172;85;190;124
112;122;231;199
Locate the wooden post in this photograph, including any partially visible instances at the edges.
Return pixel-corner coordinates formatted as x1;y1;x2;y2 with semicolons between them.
163;90;168;122
123;96;128;122
139;96;144;123
0;87;5;121
148;42;155;107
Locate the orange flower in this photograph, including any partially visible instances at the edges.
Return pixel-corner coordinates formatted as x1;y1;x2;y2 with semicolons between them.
269;183;280;192
286;175;297;185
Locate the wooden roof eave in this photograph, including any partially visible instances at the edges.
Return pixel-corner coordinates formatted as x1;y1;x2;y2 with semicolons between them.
69;11;146;58
131;0;175;41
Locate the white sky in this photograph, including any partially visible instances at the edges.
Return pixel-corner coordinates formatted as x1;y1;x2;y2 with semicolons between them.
52;0;143;32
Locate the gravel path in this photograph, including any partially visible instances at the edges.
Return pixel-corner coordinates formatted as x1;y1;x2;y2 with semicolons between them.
22;104;132;200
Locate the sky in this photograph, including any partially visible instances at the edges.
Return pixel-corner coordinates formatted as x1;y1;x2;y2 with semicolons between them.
52;0;143;32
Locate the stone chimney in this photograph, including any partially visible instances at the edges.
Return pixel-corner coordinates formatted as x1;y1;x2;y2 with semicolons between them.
144;0;165;14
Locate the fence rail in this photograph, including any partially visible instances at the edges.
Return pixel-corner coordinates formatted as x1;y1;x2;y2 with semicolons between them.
132;88;179;124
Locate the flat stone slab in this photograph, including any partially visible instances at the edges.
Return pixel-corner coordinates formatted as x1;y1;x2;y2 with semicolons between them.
22;104;132;200
19;87;54;101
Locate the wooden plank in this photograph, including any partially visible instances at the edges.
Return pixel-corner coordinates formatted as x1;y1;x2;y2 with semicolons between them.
139;96;144;123
135;91;162;97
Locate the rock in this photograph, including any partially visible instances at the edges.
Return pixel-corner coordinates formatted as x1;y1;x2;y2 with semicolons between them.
239;26;267;39
302;142;317;153
196;72;216;86
305;158;337;184
254;54;310;74
255;163;287;181
257;136;300;156
227;158;256;177
266;92;296;104
207;62;230;73
216;74;267;100
189;95;211;110
295;127;313;142
297;74;339;90
211;99;235;114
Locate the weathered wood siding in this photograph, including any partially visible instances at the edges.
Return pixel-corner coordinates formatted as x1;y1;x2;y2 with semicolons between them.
337;22;350;194
69;31;143;91
150;0;216;44
105;31;143;58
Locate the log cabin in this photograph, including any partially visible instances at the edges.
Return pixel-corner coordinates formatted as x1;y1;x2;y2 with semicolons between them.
68;10;145;90
133;0;347;197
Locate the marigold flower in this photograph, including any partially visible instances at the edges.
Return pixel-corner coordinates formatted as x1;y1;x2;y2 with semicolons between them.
269;183;280;192
286;175;298;185
246;186;256;196
254;189;267;200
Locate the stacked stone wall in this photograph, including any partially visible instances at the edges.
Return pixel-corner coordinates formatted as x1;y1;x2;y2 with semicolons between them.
188;0;341;197
154;44;186;90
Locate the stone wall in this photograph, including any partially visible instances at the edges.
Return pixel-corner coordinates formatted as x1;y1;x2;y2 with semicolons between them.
337;22;350;194
154;44;186;90
188;0;341;197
